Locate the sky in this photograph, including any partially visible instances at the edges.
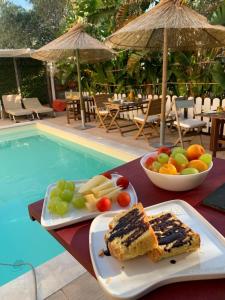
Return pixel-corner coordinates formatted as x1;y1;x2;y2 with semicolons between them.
10;0;32;9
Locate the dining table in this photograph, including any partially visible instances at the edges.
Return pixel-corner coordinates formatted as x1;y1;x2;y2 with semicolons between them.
28;156;225;300
209;112;225;157
196;111;225;157
104;99;149;135
65;95;95;123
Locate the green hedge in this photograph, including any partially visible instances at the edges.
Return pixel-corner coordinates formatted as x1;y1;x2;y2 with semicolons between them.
0;58;50;104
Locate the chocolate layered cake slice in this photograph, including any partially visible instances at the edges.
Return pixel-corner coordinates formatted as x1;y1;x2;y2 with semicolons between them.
148;213;200;262
104;203;158;261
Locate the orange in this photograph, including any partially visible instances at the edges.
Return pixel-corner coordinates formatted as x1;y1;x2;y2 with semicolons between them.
168;157;187;172
187;160;208;172
186;144;205;160
159;163;178;175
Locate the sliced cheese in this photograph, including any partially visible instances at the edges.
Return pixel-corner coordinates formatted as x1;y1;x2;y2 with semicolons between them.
91;181;115;195
79;175;108;194
84;194;98;212
107;187;122;202
95;186;119;198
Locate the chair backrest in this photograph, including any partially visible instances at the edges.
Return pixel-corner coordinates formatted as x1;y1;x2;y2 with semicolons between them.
2;94;22;110
65;91;80;100
175;98;194;109
23;97;42;109
146;98;162;117
93;94;110;109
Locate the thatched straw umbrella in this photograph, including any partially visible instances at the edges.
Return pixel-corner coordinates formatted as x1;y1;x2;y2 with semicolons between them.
106;0;225;146
32;23;114;129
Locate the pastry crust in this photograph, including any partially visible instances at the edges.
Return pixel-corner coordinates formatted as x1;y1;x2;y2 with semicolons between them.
148;212;200;262
105;203;158;261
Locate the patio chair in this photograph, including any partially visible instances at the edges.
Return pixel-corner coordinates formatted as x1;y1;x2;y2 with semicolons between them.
2;94;34;122
173;98;206;147
93;94;113;130
23;97;55;119
133;98;161;141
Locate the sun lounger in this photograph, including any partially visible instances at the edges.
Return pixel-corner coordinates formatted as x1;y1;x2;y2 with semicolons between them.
23;97;55;119
2;94;34;122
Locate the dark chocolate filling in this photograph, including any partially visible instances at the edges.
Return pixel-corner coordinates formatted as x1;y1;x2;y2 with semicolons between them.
107;208;149;247
149;213;192;252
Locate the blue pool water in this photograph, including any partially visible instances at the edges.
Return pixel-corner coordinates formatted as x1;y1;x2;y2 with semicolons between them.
0;127;123;285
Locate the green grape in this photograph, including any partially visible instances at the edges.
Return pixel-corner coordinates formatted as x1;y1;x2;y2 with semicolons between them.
56;179;66;190
171;147;186;158
72;193;86;209
65;181;75;192
50;188;60;199
157;153;169;164
48;196;61;213
174;153;188;165
61;189;74;202
55;200;69;216
181;168;199;175
151;161;161;172
199;154;212;166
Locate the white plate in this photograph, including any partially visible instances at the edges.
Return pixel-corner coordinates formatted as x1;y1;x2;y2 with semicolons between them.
89;200;225;300
41;174;138;230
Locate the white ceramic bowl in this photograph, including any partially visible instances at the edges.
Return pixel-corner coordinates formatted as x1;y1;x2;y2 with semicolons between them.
140;152;213;192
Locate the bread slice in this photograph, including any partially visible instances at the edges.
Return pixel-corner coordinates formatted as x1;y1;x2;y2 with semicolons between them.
104;203;158;261
148;212;200;262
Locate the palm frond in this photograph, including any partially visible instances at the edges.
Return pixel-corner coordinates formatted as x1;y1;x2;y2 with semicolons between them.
115;0;153;29
211;1;225;25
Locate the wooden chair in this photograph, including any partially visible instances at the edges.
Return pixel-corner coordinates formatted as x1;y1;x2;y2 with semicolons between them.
93;94;112;130
65;91;80;123
133;98;161;141
174;98;206;147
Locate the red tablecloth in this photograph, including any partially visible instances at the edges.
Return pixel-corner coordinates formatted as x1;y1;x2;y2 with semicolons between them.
28;157;225;300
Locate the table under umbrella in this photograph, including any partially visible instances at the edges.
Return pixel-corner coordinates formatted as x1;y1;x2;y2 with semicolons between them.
106;0;225;146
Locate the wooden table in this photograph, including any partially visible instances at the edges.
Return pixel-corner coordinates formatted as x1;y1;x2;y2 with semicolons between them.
104;99;148;135
209;113;225;157
66;96;95;123
28;157;225;300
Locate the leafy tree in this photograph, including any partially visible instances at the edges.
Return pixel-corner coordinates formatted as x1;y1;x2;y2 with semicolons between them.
0;0;70;48
187;0;224;19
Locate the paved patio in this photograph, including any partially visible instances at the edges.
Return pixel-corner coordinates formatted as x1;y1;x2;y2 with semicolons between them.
1;111;224;159
1;112;224;300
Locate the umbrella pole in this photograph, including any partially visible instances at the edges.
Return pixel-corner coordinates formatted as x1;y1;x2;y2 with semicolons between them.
160;28;168;146
76;49;85;128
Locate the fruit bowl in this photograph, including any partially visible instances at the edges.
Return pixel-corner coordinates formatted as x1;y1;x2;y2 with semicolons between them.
140;152;213;192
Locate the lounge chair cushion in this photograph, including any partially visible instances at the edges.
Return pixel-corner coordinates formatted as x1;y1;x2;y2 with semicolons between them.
174;118;206;129
6;109;33;116
134;114;160;123
33;107;53;114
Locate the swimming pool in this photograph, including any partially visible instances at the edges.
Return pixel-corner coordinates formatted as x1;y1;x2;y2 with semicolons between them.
0;125;124;286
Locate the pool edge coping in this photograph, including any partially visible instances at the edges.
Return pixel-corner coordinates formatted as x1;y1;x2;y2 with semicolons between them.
0;120;147;162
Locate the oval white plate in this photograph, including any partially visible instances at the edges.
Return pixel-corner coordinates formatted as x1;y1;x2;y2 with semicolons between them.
41;174;137;230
